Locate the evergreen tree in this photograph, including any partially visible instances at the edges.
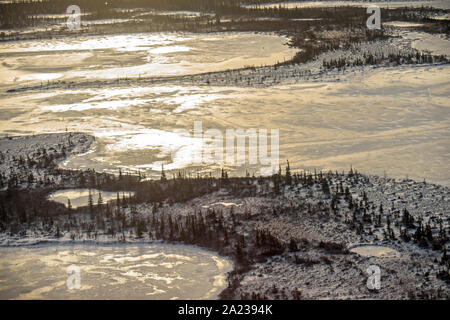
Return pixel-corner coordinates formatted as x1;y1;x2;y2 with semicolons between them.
97;191;104;212
105;203;111;218
88;188;94;218
289;238;298;252
321;178;330;196
425;222;433;241
116;192;121;208
67;198;72;219
285;160;292;185
161;164;167;182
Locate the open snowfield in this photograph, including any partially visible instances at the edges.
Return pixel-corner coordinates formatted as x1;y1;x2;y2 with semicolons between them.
0;132;94;187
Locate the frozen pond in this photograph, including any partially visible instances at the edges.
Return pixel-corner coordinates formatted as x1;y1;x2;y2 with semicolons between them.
49;189;135;209
0;243;232;300
349;245;401;258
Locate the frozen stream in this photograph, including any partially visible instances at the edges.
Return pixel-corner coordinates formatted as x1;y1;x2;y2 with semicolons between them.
0;243;232;300
349;245;401;258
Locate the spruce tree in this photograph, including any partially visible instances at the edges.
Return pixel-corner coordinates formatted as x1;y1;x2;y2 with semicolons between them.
285;160;292;185
116;192;121;208
97;191;104;213
67;199;72;219
88;188;94;218
161;164;167;182
289;238;298;252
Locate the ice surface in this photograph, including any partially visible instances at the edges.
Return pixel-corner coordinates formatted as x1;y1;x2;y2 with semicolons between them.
0;243;232;300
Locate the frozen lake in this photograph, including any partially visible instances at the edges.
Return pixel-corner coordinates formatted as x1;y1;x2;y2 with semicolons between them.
0;31;449;185
0;32;295;89
0;243;232;300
